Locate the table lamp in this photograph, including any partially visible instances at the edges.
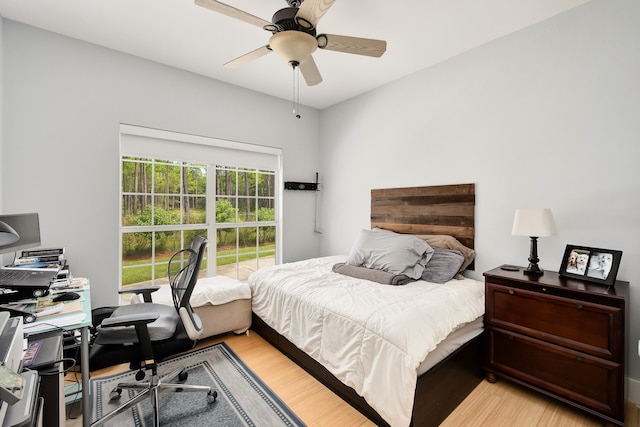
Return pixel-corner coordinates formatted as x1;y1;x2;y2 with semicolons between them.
512;208;556;275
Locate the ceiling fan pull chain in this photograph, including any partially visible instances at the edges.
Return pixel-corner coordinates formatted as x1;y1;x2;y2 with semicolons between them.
292;62;301;119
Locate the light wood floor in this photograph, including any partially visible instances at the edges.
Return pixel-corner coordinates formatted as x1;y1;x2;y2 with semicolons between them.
66;331;639;426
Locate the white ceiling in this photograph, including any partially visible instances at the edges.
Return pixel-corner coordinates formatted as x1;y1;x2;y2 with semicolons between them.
0;0;590;110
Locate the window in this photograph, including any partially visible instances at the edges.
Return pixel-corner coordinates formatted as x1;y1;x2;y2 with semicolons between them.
215;166;276;280
120;125;282;289
121;157;209;287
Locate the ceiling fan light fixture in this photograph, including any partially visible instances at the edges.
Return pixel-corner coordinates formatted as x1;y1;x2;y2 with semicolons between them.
269;31;317;65
316;34;328;49
295;16;314;30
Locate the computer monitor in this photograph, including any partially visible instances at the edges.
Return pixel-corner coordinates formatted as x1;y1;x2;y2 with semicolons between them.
0;213;41;256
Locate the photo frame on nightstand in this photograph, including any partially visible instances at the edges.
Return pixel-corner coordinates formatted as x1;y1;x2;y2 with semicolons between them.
559;244;622;286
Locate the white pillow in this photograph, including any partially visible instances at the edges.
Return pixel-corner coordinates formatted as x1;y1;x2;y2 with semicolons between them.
346;228;434;279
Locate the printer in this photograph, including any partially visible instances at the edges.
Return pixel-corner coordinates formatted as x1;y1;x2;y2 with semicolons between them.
0;311;41;427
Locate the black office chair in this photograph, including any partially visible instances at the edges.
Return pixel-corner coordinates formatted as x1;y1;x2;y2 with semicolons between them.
89;235;217;427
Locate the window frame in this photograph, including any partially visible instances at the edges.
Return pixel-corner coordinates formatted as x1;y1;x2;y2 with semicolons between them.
119;124;283;289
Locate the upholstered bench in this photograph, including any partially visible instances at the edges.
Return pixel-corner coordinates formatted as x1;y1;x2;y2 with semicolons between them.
133;276;252;338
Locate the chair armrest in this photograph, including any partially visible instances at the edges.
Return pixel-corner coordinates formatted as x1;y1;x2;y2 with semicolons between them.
118;286;161;303
101;312;160;328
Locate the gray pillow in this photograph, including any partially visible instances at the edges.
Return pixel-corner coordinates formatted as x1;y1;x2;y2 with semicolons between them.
421;248;465;284
346;228;434;279
416;235;475;273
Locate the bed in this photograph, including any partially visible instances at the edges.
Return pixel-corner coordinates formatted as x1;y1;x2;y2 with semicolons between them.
250;183;484;427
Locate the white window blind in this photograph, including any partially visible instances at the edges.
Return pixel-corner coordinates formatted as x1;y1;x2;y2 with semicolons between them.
120;124;282;171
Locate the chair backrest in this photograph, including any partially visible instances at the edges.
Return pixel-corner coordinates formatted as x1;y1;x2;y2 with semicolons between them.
167;235;208;340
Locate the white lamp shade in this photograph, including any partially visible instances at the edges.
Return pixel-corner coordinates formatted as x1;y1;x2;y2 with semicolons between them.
512;208;556;237
269;31;318;65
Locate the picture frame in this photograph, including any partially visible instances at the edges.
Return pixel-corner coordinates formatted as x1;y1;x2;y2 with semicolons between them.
559;244;622;286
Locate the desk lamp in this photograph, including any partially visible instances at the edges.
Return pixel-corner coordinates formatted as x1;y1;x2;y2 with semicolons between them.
512;208;556;275
0;221;20;245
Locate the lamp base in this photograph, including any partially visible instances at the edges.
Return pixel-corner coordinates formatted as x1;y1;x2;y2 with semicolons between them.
524;236;544;275
524;264;544;275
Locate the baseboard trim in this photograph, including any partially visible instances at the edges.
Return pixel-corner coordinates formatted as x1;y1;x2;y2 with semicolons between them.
628;377;640;404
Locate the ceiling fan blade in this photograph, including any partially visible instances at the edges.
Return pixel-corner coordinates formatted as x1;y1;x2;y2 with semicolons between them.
317;34;387;57
299;56;322;86
295;0;336;29
224;46;272;69
195;0;271;29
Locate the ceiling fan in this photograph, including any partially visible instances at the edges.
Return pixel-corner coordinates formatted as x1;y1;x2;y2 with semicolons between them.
195;0;387;86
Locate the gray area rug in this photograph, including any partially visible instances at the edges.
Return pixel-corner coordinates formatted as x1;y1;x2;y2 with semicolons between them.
90;342;306;426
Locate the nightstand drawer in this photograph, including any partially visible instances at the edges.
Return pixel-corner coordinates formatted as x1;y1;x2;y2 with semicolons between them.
486;282;622;360
487;328;623;418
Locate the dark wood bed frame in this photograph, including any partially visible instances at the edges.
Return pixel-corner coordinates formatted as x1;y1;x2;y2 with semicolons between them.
252;183;484;426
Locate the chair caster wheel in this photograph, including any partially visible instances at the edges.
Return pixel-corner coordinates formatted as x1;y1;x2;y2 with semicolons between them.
178;369;188;382
207;390;217;403
109;388;122;401
135;370;145;381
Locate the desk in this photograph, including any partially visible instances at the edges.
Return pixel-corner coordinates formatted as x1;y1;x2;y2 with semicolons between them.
22;282;92;427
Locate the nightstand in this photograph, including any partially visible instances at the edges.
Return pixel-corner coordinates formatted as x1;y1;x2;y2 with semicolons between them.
483;267;628;426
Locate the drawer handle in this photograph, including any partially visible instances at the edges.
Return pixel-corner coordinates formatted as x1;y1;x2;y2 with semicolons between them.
576;304;583;309
576;355;583;362
508;290;515;295
508;335;514;341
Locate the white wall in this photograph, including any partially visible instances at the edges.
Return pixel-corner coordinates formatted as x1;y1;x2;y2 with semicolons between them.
1;20;322;307
0;16;4;213
319;0;640;395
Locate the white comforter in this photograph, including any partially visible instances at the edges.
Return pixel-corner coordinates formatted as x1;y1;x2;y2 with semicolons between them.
249;256;485;427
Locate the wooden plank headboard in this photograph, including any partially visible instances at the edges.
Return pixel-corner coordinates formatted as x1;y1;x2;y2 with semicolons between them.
371;183;475;249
